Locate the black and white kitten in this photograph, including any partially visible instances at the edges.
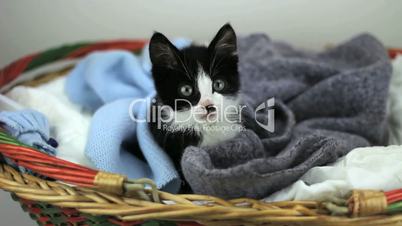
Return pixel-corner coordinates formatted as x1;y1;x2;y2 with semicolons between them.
148;24;242;168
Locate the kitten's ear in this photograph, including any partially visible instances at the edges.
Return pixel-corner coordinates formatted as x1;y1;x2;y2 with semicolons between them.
149;32;182;69
208;23;237;57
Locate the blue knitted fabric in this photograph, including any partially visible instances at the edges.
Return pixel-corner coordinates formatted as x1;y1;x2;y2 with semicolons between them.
0;110;57;173
65;39;191;193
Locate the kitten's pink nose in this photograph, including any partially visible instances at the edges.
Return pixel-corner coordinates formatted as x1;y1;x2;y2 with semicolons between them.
198;99;216;114
198;98;213;108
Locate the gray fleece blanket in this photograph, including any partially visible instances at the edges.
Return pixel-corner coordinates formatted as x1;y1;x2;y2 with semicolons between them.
181;34;392;199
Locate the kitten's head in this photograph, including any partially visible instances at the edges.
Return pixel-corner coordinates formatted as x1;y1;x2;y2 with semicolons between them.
149;23;241;133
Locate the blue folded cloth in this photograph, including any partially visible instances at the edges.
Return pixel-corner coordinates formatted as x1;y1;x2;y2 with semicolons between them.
0;110;57;173
65;39;191;193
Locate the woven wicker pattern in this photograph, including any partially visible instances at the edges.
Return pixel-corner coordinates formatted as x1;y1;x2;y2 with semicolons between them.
3;163;402;225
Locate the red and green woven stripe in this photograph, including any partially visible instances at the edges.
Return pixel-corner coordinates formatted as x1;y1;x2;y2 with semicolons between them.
385;189;402;213
0;131;98;187
0;39;147;88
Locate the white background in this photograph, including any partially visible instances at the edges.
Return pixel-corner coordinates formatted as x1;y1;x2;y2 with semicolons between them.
0;0;402;225
1;0;402;67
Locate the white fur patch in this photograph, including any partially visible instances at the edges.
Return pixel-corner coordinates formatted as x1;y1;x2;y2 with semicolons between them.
197;69;213;100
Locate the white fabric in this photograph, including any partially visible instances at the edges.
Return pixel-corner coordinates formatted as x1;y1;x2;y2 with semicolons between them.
265;55;402;202
265;145;402;201
389;55;402;145
5;77;93;167
0;94;23;111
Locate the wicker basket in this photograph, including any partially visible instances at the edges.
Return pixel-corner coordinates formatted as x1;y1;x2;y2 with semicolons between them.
1;40;402;226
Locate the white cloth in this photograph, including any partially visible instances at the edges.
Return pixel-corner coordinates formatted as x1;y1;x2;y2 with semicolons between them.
389;55;402;145
5;77;93;167
265;145;402;202
265;55;402;202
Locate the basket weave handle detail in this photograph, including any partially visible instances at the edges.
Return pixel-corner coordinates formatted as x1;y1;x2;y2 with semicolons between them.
94;171;126;195
348;190;387;217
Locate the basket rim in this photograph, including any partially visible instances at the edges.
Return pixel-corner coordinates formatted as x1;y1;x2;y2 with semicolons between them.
3;161;402;225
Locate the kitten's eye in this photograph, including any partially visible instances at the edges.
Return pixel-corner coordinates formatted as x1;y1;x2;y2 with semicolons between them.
213;79;225;92
179;84;193;97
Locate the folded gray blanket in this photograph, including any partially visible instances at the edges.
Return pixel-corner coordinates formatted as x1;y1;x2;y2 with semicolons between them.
181;34;392;199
